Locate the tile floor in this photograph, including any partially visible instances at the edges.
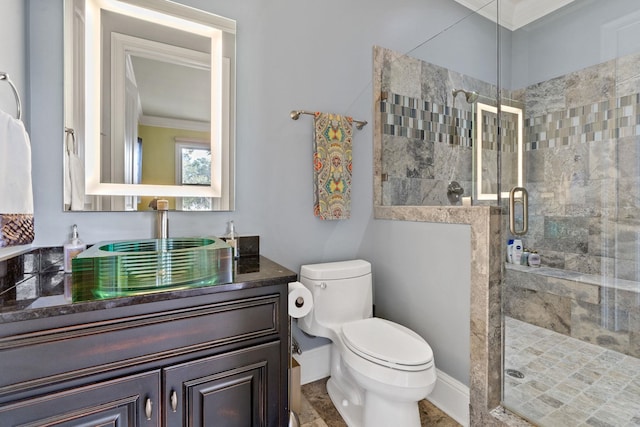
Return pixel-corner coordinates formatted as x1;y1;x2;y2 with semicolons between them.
298;377;460;427
504;316;640;427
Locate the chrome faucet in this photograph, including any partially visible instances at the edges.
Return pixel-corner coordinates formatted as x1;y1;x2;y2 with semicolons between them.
155;199;169;239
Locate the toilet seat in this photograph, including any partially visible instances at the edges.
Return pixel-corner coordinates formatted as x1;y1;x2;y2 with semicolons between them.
341;318;433;372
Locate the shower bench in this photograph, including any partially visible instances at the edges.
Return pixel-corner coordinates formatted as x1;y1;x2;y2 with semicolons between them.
504;263;640;358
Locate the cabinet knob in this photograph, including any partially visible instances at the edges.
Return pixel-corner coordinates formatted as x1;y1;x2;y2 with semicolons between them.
145;398;153;420
170;390;178;412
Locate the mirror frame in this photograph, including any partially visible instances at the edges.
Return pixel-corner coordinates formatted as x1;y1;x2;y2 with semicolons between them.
64;0;236;210
475;102;523;201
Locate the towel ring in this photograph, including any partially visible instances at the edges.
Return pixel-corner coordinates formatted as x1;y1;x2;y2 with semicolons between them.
0;72;22;120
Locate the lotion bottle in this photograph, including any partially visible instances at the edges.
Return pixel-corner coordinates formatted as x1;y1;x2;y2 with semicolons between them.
512;239;523;265
64;224;86;273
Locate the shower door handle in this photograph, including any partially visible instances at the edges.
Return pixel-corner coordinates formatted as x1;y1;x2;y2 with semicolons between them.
509;187;528;236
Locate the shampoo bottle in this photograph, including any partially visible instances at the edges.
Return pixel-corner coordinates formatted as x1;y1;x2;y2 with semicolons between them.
64;224;86;273
506;239;514;263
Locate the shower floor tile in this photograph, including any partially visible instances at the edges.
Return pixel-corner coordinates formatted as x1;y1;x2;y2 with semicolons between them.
504;317;640;427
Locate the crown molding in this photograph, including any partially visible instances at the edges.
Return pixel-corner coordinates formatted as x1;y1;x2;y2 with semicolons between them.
139;115;210;132
454;0;577;31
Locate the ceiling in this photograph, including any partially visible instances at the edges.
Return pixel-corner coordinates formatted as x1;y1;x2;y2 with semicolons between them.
131;56;210;127
132;0;573;126
453;0;577;31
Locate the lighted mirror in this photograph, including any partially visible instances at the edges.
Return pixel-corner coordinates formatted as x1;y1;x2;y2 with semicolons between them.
64;0;235;211
474;103;523;200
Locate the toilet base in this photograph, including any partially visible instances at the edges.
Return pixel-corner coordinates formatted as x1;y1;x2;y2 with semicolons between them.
326;376;422;427
363;391;421;427
326;377;363;427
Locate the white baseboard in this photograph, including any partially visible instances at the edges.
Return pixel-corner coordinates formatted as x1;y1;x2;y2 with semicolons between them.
293;344;331;385
293;345;470;427
427;369;470;427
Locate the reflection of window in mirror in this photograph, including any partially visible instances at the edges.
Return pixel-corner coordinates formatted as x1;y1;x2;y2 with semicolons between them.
175;139;212;211
133;137;142;185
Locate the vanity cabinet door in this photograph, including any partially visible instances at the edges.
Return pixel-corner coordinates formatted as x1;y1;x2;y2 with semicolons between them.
164;341;281;427
0;370;161;426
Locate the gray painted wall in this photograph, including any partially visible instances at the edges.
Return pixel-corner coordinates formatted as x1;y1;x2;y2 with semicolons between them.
510;0;640;88
1;0;498;386
361;220;472;384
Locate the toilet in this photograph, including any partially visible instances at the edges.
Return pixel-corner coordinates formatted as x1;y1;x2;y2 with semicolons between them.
298;260;436;427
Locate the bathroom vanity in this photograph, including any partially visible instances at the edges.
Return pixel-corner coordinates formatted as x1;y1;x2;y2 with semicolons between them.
0;250;295;426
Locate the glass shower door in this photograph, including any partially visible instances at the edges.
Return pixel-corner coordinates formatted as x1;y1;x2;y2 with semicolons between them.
500;1;640;425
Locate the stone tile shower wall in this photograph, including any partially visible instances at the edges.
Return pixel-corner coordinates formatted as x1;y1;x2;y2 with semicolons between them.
380;94;473;206
377;46;491;206
377;46;524;207
515;53;640;282
504;54;640;359
376;45;639;278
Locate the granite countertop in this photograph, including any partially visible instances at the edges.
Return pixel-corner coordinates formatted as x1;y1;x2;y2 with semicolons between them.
0;247;296;323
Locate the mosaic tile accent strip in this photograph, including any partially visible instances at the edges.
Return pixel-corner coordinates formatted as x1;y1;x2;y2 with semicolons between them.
525;93;640;150
478;109;521;153
380;93;473;146
380;93;521;153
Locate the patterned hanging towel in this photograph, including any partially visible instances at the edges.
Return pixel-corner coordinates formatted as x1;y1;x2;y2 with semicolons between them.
313;112;353;220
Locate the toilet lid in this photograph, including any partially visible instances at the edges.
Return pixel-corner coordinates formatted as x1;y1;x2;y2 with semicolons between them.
341;318;433;371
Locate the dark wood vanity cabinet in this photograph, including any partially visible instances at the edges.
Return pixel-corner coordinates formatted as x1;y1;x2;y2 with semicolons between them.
0;370;162;426
164;341;280;426
0;277;292;427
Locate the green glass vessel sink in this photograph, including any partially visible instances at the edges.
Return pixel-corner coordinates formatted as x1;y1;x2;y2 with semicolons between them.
71;237;233;302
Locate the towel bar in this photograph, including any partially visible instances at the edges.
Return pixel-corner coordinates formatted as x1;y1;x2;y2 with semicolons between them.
0;72;22;120
290;110;367;130
65;127;77;154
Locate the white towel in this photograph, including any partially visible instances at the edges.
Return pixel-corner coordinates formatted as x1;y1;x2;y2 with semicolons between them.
0;109;34;246
64;134;85;211
68;151;85;210
64;146;71;208
0;109;33;214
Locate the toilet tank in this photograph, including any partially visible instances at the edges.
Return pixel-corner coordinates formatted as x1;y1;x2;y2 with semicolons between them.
298;260;372;339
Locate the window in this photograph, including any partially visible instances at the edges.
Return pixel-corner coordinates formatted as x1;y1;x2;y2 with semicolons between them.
175;139;212;211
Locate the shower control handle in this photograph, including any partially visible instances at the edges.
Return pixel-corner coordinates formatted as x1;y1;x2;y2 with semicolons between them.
509;187;528;236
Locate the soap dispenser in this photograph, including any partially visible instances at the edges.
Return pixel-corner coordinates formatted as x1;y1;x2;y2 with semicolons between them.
64;224;86;273
226;220;239;259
